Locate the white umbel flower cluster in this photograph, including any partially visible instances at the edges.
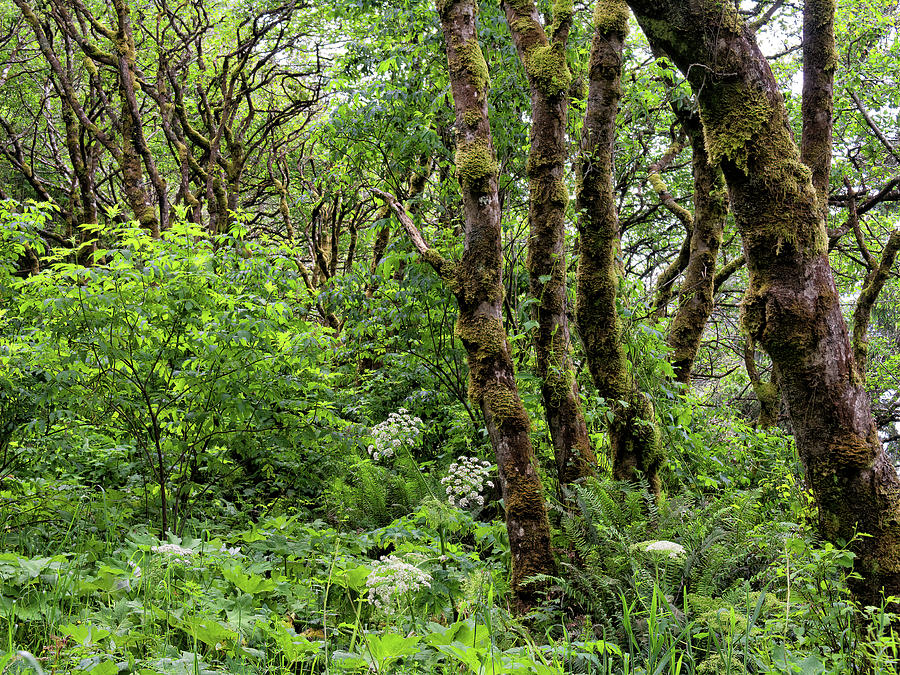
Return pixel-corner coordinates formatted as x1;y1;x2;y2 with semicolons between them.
441;456;493;509
365;555;432;612
151;543;195;564
641;540;686;559
367;408;424;461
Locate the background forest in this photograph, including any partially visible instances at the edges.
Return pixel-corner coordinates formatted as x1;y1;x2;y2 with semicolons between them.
1;0;900;672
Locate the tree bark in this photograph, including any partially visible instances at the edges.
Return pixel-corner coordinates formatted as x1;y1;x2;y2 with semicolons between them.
377;0;556;610
502;0;595;486
575;0;662;495
626;0;900;607
667;114;728;385
800;0;835;216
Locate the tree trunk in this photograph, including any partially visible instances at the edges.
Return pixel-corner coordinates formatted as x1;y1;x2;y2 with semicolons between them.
378;0;556;610
626;0;900;607
800;0;835;216
667;114;728;385
502;0;595;486
575;0;662;495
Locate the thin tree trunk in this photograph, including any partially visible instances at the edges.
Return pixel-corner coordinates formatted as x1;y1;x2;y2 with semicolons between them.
667;115;728;385
576;0;662;495
433;0;554;607
502;0;595;486
800;0;835;216
853;228;900;376
626;0;900;608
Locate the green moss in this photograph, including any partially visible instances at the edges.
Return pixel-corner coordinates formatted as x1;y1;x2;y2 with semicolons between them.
525;43;572;97
512;16;538;35
700;83;770;173
505;474;543;517
703;1;744;35
462;107;482;128
648;172;666;195
486;385;531;431
423;250;458;288
455;139;499;189
452;39;491;92
593;0;629;33
455;314;505;356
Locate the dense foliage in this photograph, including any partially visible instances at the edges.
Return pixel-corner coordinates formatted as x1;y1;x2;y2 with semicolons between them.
1;0;899;673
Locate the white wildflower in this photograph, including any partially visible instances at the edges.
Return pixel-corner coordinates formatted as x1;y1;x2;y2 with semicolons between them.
366;555;432;613
444;456;493;510
641;540;686;559
151;543;195;565
367;409;425;461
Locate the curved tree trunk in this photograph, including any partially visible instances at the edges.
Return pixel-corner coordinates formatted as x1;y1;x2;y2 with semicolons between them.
378;0;555;610
575;0;661;495
667;114;728;385
626;0;900;607
502;0;595;486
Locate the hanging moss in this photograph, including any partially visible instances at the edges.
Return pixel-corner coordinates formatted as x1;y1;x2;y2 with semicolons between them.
700;83;770;173
593;0;629;33
455;138;498;189
525;43;572;97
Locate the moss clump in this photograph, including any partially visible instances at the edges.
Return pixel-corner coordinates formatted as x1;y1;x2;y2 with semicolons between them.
486;385;531;432
531;177;568;205
525;44;572;97
455;139;498;189
553;179;569;205
452;39;491;92
593;0;628;34
700;83;770;173
456;314;505;356
648;172;666;195
462;107;482;128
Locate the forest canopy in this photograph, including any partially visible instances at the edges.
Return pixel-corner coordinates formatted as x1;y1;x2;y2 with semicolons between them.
1;0;900;673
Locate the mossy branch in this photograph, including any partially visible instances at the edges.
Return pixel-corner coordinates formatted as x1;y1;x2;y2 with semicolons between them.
372;188;456;285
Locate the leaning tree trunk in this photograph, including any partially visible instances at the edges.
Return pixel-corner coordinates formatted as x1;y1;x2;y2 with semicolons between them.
377;0;555;610
575;0;662;495
502;0;595;486
626;0;900;607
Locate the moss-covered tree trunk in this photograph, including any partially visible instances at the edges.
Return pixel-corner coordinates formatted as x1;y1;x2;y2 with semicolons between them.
378;0;555;610
626;0;900;607
666;114;728;386
502;0;596;486
800;0;835;216
575;0;661;495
